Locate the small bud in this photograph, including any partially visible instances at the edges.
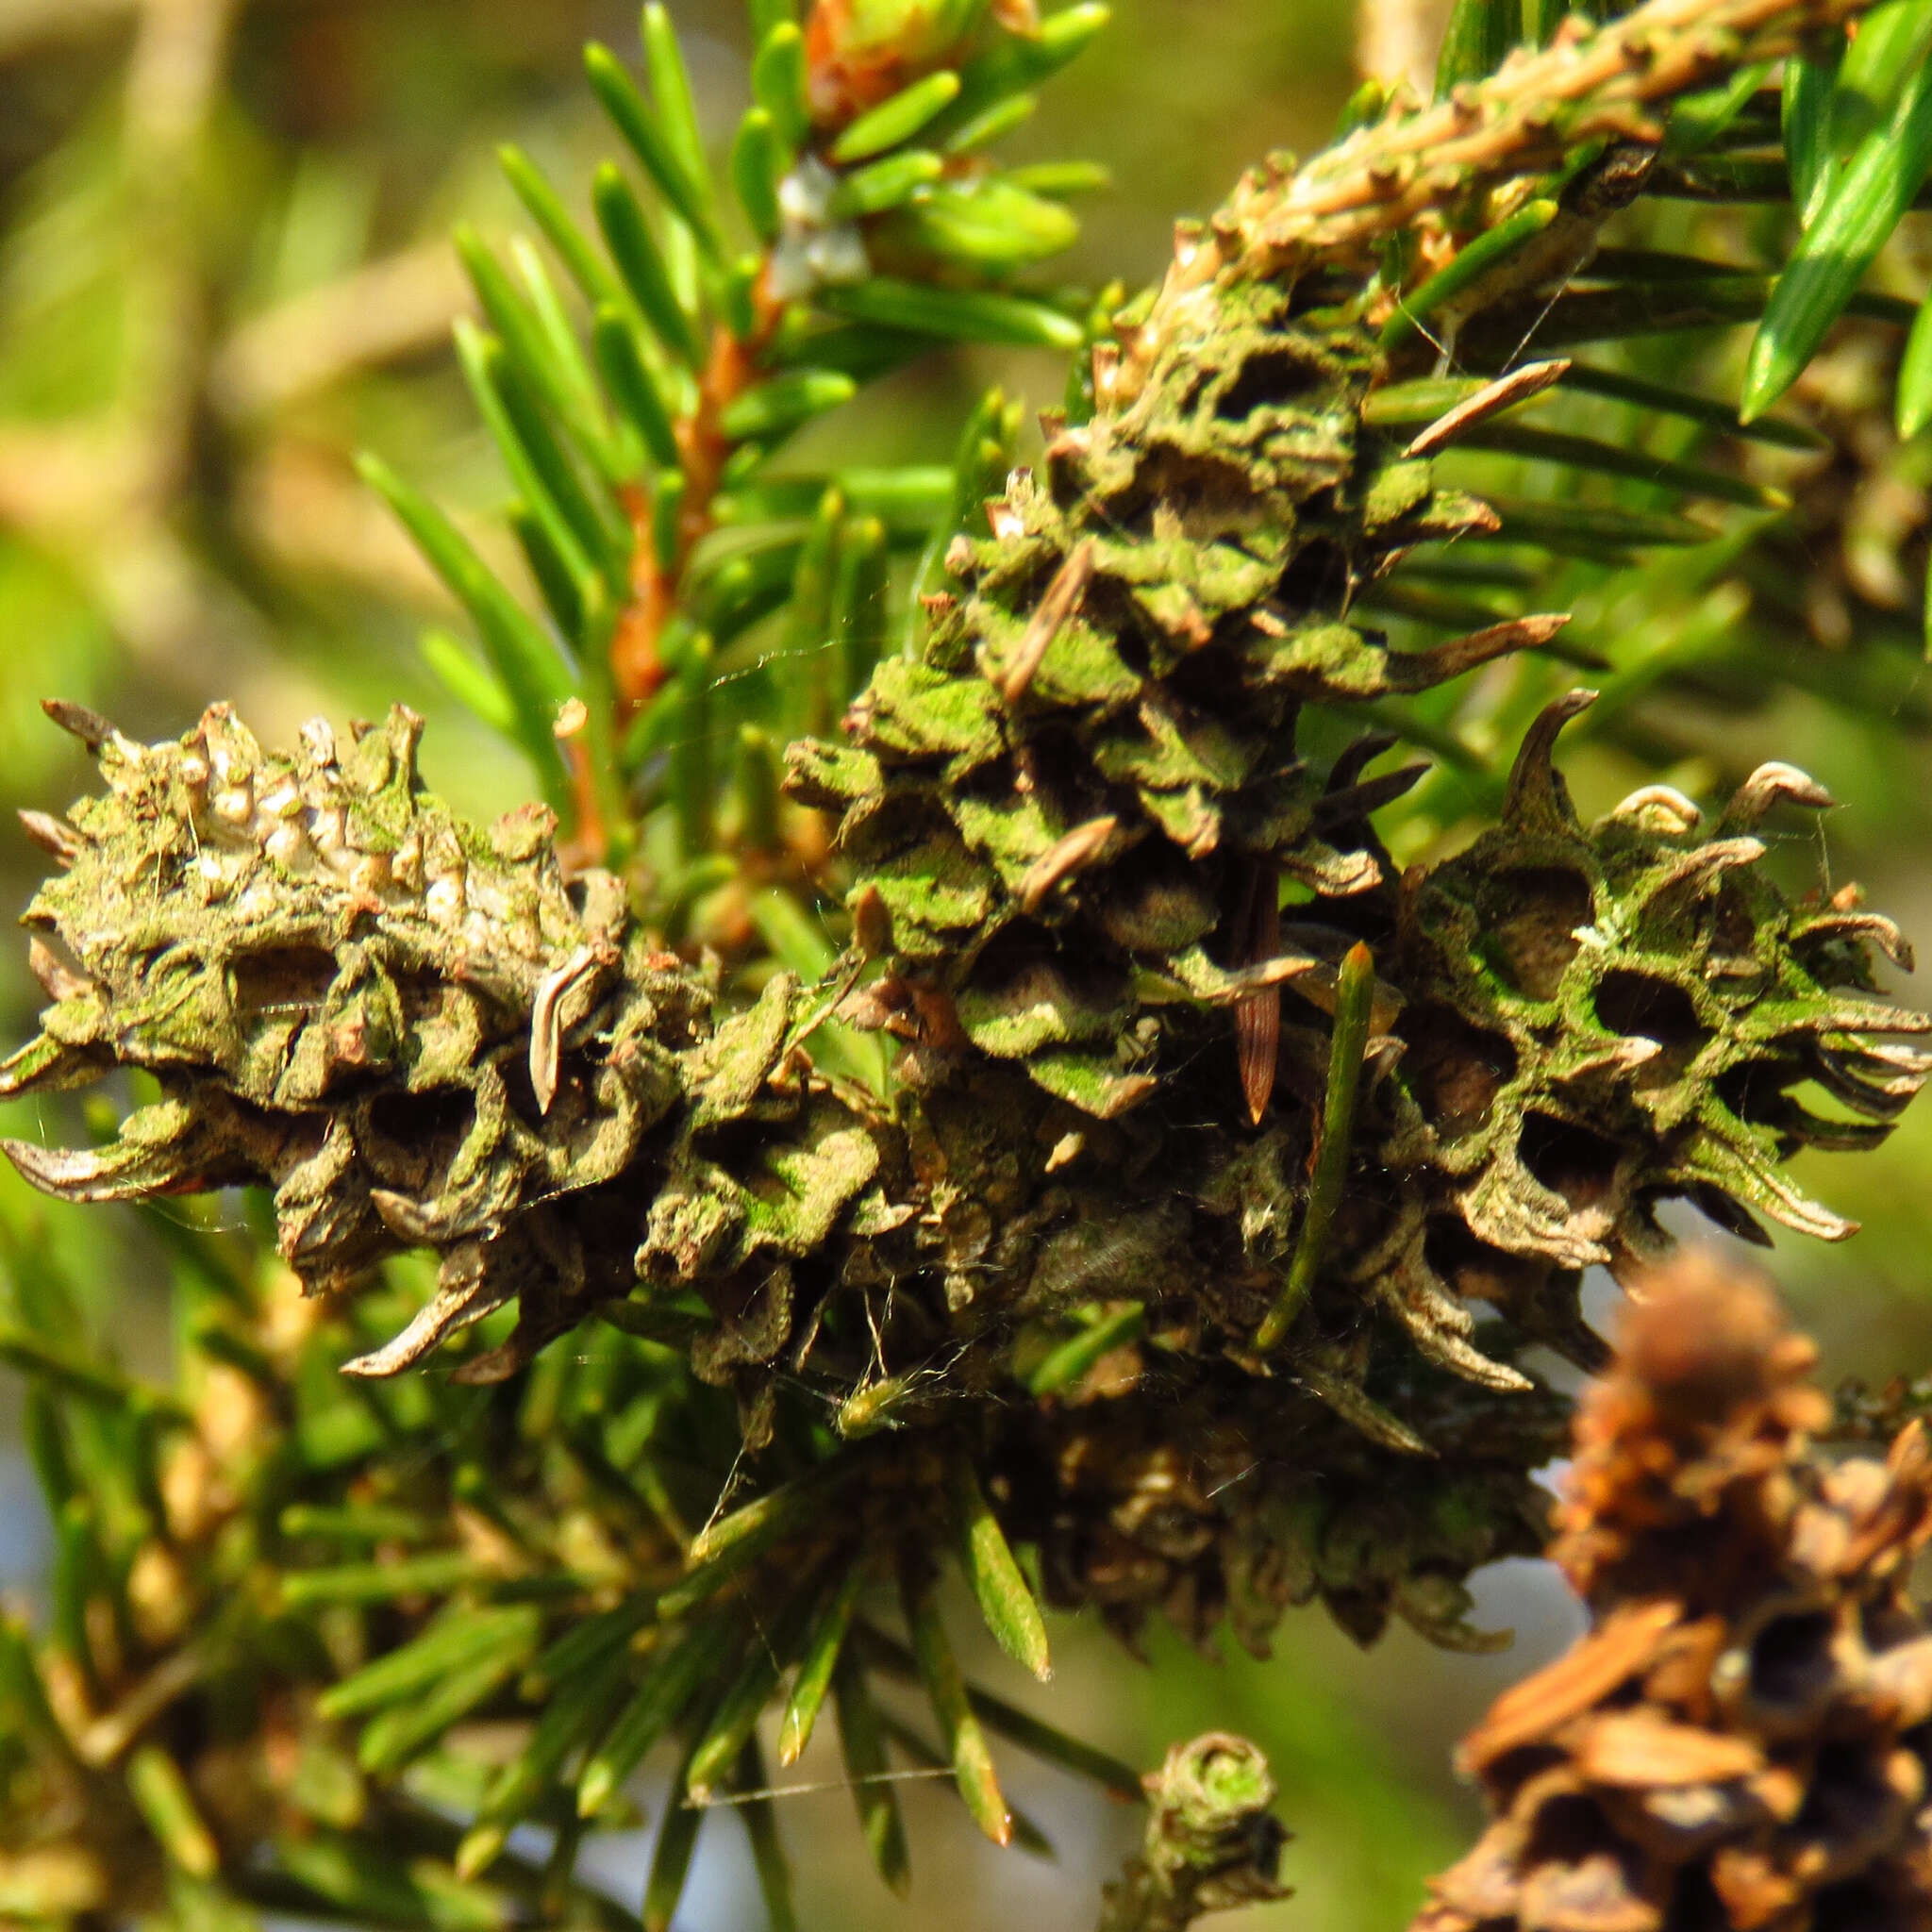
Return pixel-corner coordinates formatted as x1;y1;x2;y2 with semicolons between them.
805;0;990;120
987;497;1024;541
298;716;337;767
258;777;302;819
391;833;423;892
212;783;254;826
308;805;347;855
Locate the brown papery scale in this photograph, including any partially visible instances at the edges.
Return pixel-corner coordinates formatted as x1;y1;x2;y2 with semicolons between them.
1415;1252;1932;1932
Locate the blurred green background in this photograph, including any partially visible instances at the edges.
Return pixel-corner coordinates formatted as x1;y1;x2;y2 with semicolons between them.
2;1;1931;1925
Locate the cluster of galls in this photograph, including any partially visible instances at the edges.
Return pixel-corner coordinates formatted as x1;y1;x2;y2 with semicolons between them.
784;272;1927;1406
0;274;1924;1672
1417;1252;1932;1932
3;675;1921;1670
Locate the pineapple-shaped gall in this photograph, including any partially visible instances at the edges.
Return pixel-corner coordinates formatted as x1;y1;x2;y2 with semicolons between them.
1366;691;1928;1380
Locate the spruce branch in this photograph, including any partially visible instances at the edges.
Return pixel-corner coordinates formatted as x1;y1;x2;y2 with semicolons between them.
1142;0;1884;322
0;689;1907;1565
4;1;1932;1924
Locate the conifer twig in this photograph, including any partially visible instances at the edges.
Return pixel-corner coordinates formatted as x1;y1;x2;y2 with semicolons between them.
1096;1736;1289;1932
1122;0;1884;400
